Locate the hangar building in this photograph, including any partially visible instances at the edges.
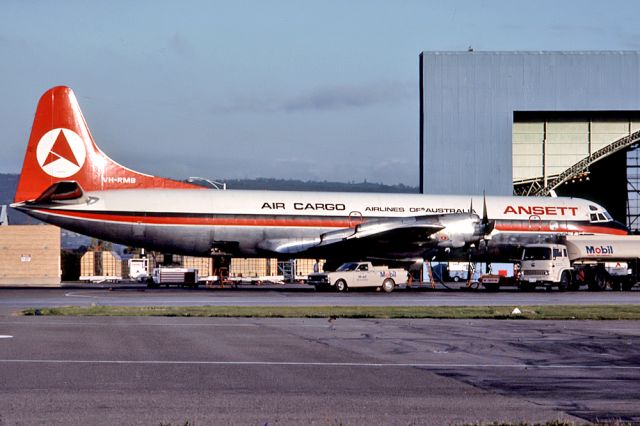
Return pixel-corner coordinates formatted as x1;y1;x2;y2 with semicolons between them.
419;51;640;230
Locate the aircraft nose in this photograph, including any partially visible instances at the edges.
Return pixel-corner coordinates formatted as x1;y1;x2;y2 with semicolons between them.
612;220;630;234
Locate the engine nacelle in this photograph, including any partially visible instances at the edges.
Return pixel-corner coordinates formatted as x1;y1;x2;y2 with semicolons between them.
431;214;480;248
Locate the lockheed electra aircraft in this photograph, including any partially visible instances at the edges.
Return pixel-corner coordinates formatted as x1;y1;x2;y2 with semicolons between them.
12;86;628;261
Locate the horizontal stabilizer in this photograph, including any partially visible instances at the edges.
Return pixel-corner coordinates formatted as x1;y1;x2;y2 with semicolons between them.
26;181;86;206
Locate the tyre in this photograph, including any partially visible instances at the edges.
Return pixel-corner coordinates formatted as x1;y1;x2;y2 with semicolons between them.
381;278;395;293
622;280;636;291
567;279;581;291
453;276;460;282
335;279;348;292
558;271;570;292
483;282;499;292
588;270;609;291
518;281;536;292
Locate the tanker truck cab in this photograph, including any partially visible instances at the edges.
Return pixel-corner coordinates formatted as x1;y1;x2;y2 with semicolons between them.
520;244;572;291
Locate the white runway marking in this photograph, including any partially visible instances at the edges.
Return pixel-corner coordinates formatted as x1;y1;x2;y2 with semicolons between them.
0;321;258;327
0;335;13;339
0;359;638;370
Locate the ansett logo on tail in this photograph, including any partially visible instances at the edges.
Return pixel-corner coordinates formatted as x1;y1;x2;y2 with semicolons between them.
36;128;86;178
585;245;614;255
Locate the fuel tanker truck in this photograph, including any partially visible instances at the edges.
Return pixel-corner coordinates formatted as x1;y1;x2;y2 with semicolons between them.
519;235;640;291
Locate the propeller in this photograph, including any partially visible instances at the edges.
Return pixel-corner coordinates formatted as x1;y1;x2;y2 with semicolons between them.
480;192;495;238
470;192;495;241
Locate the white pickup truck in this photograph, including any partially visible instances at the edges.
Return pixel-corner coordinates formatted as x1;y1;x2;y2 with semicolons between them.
307;262;407;293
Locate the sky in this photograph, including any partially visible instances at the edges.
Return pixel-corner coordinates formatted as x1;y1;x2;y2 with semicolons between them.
2;0;640;186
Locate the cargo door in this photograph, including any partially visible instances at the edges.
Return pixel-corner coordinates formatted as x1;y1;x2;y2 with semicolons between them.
349;211;364;228
528;215;542;232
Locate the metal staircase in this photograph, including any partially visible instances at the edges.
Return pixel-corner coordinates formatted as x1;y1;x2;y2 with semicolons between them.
514;129;640;196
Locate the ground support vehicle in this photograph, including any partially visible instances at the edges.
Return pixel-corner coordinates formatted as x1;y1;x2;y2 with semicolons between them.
307;262;407;293
519;235;640;291
148;267;199;288
128;258;150;282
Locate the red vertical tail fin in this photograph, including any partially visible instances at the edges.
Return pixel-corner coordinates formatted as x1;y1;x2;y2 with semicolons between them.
14;86;200;203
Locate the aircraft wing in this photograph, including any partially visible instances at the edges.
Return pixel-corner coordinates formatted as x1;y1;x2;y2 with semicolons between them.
258;216;446;255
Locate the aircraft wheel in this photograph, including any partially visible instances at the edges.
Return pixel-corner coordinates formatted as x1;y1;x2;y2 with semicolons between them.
335;279;348;292
381;279;395;293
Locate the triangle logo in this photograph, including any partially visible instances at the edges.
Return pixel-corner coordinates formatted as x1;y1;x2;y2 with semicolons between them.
36;128;87;178
42;130;80;167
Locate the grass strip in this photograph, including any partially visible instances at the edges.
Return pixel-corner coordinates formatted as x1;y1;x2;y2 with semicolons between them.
20;304;640;320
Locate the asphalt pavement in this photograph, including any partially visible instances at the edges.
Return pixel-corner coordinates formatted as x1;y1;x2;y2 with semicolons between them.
0;286;639;424
1;316;639;425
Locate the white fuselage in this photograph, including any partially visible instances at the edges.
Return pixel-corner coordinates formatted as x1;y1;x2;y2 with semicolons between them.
20;188;624;259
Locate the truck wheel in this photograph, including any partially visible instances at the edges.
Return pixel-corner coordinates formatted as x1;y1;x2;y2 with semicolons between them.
518;281;535;292
588;270;609;291
453;276;460;282
381;279;395;293
567;280;581;291
335;279;348;292
558;271;570;292
483;283;499;292
622;281;635;291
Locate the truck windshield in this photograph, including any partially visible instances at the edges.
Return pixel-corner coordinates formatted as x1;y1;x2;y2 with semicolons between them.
523;247;551;261
337;263;359;272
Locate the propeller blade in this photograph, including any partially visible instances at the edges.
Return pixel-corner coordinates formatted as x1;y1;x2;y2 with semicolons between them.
482;191;496;236
482;191;489;225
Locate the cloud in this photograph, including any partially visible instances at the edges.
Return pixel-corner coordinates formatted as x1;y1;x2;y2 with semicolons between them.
0;33;28;49
168;32;193;56
207;81;413;115
283;82;413;112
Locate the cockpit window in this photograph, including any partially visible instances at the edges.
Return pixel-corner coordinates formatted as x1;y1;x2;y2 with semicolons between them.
589;205;598;211
589;210;613;223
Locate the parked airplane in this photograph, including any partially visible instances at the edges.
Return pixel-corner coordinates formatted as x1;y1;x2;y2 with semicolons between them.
11;87;628;262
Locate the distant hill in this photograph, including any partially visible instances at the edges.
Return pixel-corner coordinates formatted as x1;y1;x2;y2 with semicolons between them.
206;177;418;193
0;174;38;224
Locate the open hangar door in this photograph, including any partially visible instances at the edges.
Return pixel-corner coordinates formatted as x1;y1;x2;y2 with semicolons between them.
512;111;640;231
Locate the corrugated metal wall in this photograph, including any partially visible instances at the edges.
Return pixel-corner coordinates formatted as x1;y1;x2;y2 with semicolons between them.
420;51;640;195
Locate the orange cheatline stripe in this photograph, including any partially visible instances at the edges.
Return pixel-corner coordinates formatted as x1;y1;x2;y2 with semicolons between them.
37;208;352;228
